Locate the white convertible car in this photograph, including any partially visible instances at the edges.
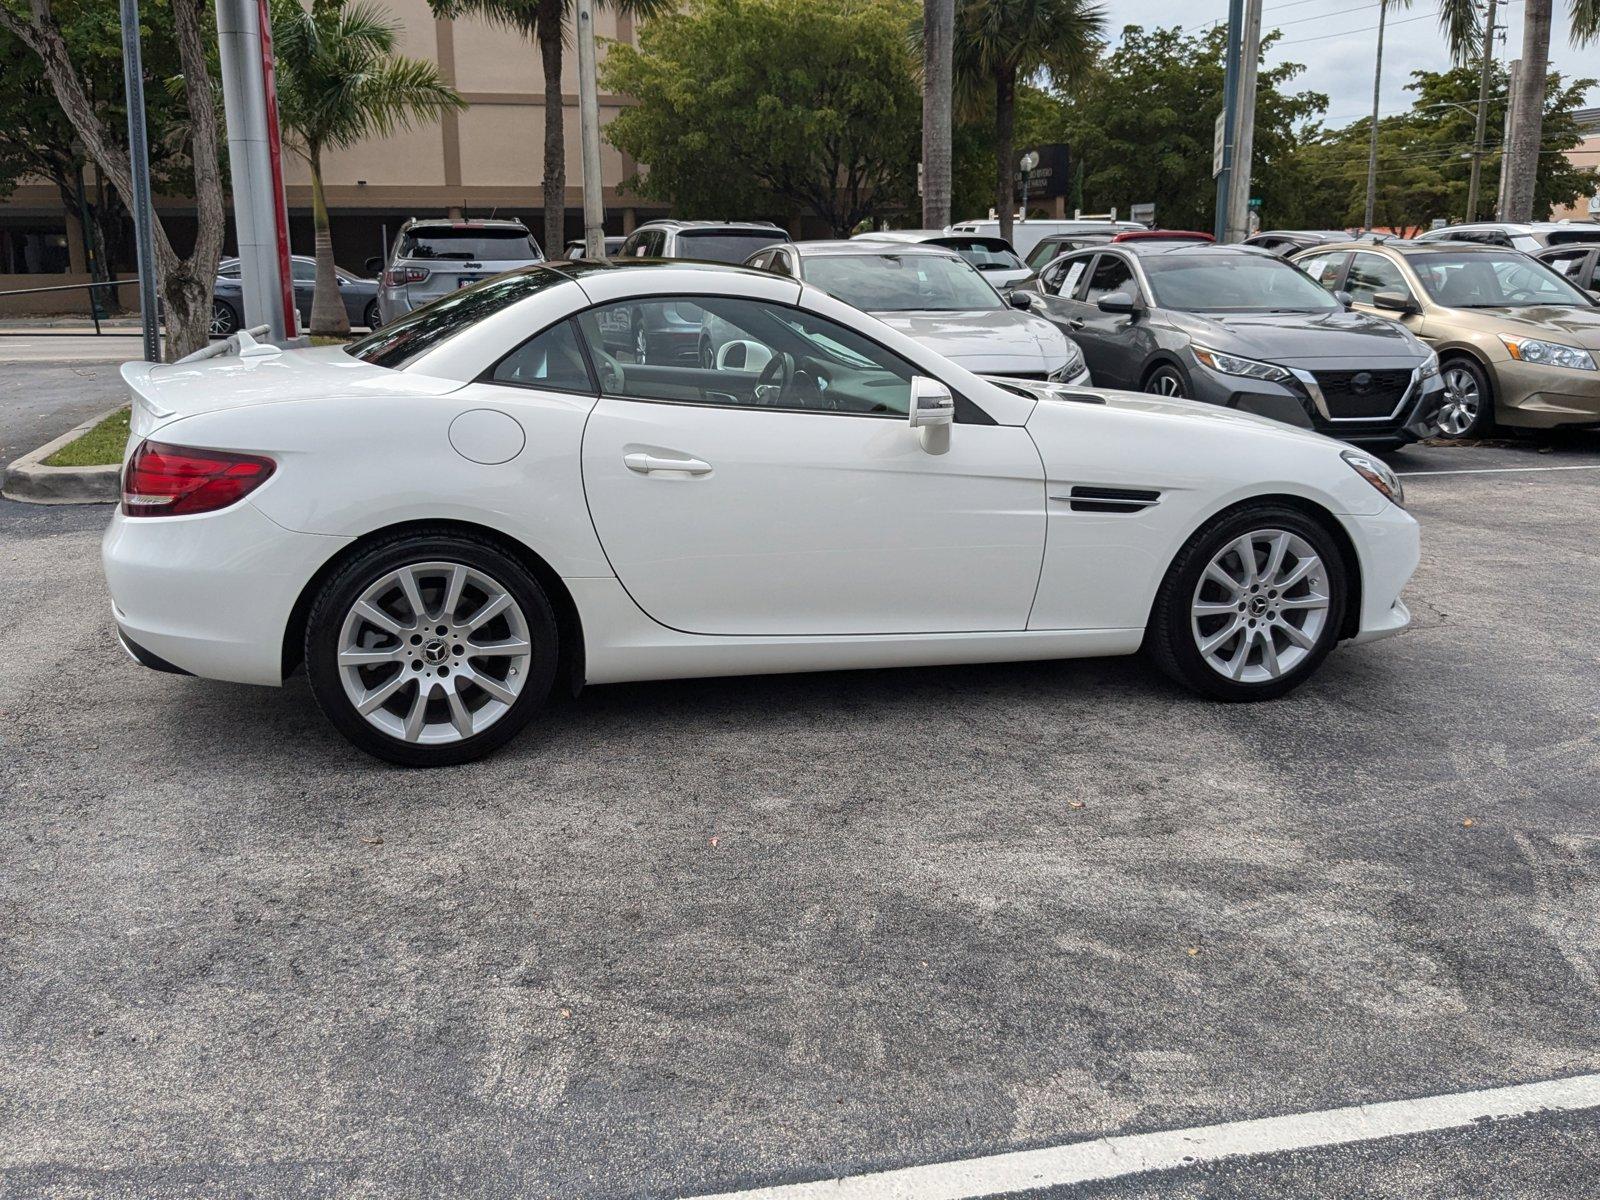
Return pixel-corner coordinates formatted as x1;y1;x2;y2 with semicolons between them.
104;261;1419;766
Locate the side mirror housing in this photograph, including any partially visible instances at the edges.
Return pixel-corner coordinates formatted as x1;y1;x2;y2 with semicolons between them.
1097;291;1140;315
365;256;383;276
1009;290;1034;309
908;375;954;454
1372;290;1417;314
1333;289;1354;308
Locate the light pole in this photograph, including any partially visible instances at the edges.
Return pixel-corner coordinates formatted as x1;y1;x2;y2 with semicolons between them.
1467;0;1498;223
118;0;161;361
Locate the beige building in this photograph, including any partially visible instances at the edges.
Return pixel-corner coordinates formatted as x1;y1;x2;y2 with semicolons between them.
0;1;665;299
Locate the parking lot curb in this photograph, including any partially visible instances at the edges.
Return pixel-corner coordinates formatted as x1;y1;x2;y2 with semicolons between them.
1;407;122;505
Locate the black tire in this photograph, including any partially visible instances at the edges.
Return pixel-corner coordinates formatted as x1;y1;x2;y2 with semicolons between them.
1434;356;1494;439
305;530;560;766
1144;503;1348;702
210;299;240;339
1144;362;1191;399
363;300;381;331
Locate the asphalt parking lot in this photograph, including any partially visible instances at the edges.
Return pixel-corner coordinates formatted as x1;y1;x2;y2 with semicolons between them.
3;373;1600;1197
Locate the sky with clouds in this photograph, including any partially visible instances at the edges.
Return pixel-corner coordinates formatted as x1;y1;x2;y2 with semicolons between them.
1098;0;1598;127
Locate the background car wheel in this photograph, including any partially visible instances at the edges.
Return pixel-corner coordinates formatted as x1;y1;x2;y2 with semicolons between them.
305;531;560;766
1144;503;1348;702
363;300;381;331
1435;357;1493;439
1144;363;1190;398
210;299;240;338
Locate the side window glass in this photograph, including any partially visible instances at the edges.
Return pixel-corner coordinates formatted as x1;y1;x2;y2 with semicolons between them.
489;319;594;391
573;296;916;415
1026;240;1061;270
1053;256;1090;298
1346;254;1410;305
1297;252;1349;291
291;260;317;282
1544;251;1584;278
1083;254;1135;303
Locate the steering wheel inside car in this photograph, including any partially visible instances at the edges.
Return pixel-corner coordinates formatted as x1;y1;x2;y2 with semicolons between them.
754;350;793;405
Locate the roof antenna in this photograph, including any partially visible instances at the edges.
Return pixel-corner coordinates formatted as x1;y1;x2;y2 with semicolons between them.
488;207;498;220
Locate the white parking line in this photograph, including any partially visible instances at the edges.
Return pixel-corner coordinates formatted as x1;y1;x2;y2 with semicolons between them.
1398;464;1600;477
683;1074;1600;1200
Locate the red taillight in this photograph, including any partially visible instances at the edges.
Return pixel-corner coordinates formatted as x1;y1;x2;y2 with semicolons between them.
383;266;430;286
121;440;276;517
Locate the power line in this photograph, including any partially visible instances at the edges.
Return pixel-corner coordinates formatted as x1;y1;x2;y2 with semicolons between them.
1274;10;1437;46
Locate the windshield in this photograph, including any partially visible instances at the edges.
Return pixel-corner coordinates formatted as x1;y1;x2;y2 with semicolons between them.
803;252;1003;312
1142;254;1341;313
347;268;563;369
1411;251;1596;308
929;237;1025;272
676;230;787;263
402;227;541;262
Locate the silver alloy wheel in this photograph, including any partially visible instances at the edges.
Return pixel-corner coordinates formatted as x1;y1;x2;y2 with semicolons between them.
336;560;532;745
210;302;236;338
1149;369;1185;397
1190;529;1330;683
1436;366;1482;437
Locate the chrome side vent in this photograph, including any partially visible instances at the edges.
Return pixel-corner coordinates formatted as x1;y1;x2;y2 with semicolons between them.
1063;485;1161;514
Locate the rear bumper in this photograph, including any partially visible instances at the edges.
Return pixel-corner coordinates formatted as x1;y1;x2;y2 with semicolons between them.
103;502;351;686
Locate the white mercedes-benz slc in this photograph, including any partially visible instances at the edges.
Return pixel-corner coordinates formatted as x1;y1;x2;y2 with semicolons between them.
104;261;1419;766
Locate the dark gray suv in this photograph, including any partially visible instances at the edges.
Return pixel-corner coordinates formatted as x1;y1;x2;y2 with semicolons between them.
1017;241;1445;449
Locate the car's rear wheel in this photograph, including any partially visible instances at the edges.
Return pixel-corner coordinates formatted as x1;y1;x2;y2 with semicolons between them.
210;299;240;338
363;300;381;331
1145;363;1189;398
1435;357;1493;439
305;532;559;766
1144;504;1347;702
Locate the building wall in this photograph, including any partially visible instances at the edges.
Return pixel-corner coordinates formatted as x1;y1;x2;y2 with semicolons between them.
1551;131;1600;222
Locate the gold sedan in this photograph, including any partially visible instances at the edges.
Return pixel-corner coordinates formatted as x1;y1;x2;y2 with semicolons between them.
1291;240;1600;439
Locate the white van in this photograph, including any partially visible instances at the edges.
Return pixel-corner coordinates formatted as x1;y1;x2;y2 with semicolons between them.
948;218;1146;261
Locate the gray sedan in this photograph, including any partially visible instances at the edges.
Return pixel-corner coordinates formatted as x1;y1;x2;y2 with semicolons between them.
1016;241;1445;449
212;255;379;337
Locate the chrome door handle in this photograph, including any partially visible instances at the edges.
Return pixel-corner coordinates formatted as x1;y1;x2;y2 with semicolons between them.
624;451;712;475
1067;318;1085;330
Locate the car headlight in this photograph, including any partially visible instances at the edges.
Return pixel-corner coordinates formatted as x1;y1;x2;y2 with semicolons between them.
1049;341;1086;382
1192;345;1292;383
1342;449;1405;508
1499;334;1597;371
1417;348;1440;380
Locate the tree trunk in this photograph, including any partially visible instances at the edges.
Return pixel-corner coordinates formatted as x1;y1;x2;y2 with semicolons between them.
921;0;953;229
538;0;567;257
1363;0;1387;231
994;66;1016;247
1502;0;1551;221
308;144;350;336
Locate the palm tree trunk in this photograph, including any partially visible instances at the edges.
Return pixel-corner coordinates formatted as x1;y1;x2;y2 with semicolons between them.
309;144;349;337
921;0;953;229
994;65;1016;247
1362;0;1387;232
538;0;567;257
1502;0;1551;221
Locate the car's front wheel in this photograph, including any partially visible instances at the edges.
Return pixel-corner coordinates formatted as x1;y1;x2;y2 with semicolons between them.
1145;363;1190;398
305;531;559;766
1144;504;1348;701
1435;356;1493;439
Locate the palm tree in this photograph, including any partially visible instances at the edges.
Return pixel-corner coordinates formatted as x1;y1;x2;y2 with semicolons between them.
1502;0;1598;220
1361;0;1480;230
954;0;1105;247
428;0;670;264
922;0;955;228
272;0;464;335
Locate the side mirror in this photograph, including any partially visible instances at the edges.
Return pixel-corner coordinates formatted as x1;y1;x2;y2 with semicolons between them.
1372;290;1418;314
1009;290;1033;309
1333;289;1354;308
365;256;383;275
908;375;954;454
1097;291;1140;315
1588;289;1600;303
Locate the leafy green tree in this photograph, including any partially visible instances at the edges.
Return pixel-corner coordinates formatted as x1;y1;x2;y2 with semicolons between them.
1024;25;1325;233
952;0;1105;245
601;0;923;234
271;0;463;334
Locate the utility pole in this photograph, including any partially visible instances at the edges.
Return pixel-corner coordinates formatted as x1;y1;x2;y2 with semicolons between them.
119;0;161;361
1224;0;1262;243
215;0;296;344
1363;0;1391;232
1213;0;1245;241
1465;0;1497;222
922;0;954;229
1497;57;1521;219
575;0;607;260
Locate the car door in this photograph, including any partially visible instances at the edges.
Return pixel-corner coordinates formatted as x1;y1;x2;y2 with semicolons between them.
1344;251;1422;328
1068;252;1146;389
576;294;1046;636
289;257;317;322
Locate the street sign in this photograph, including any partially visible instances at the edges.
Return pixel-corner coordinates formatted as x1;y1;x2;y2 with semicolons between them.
1248;197;1262;209
1213;112;1226;179
1013;143;1071;200
1130;202;1155;225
